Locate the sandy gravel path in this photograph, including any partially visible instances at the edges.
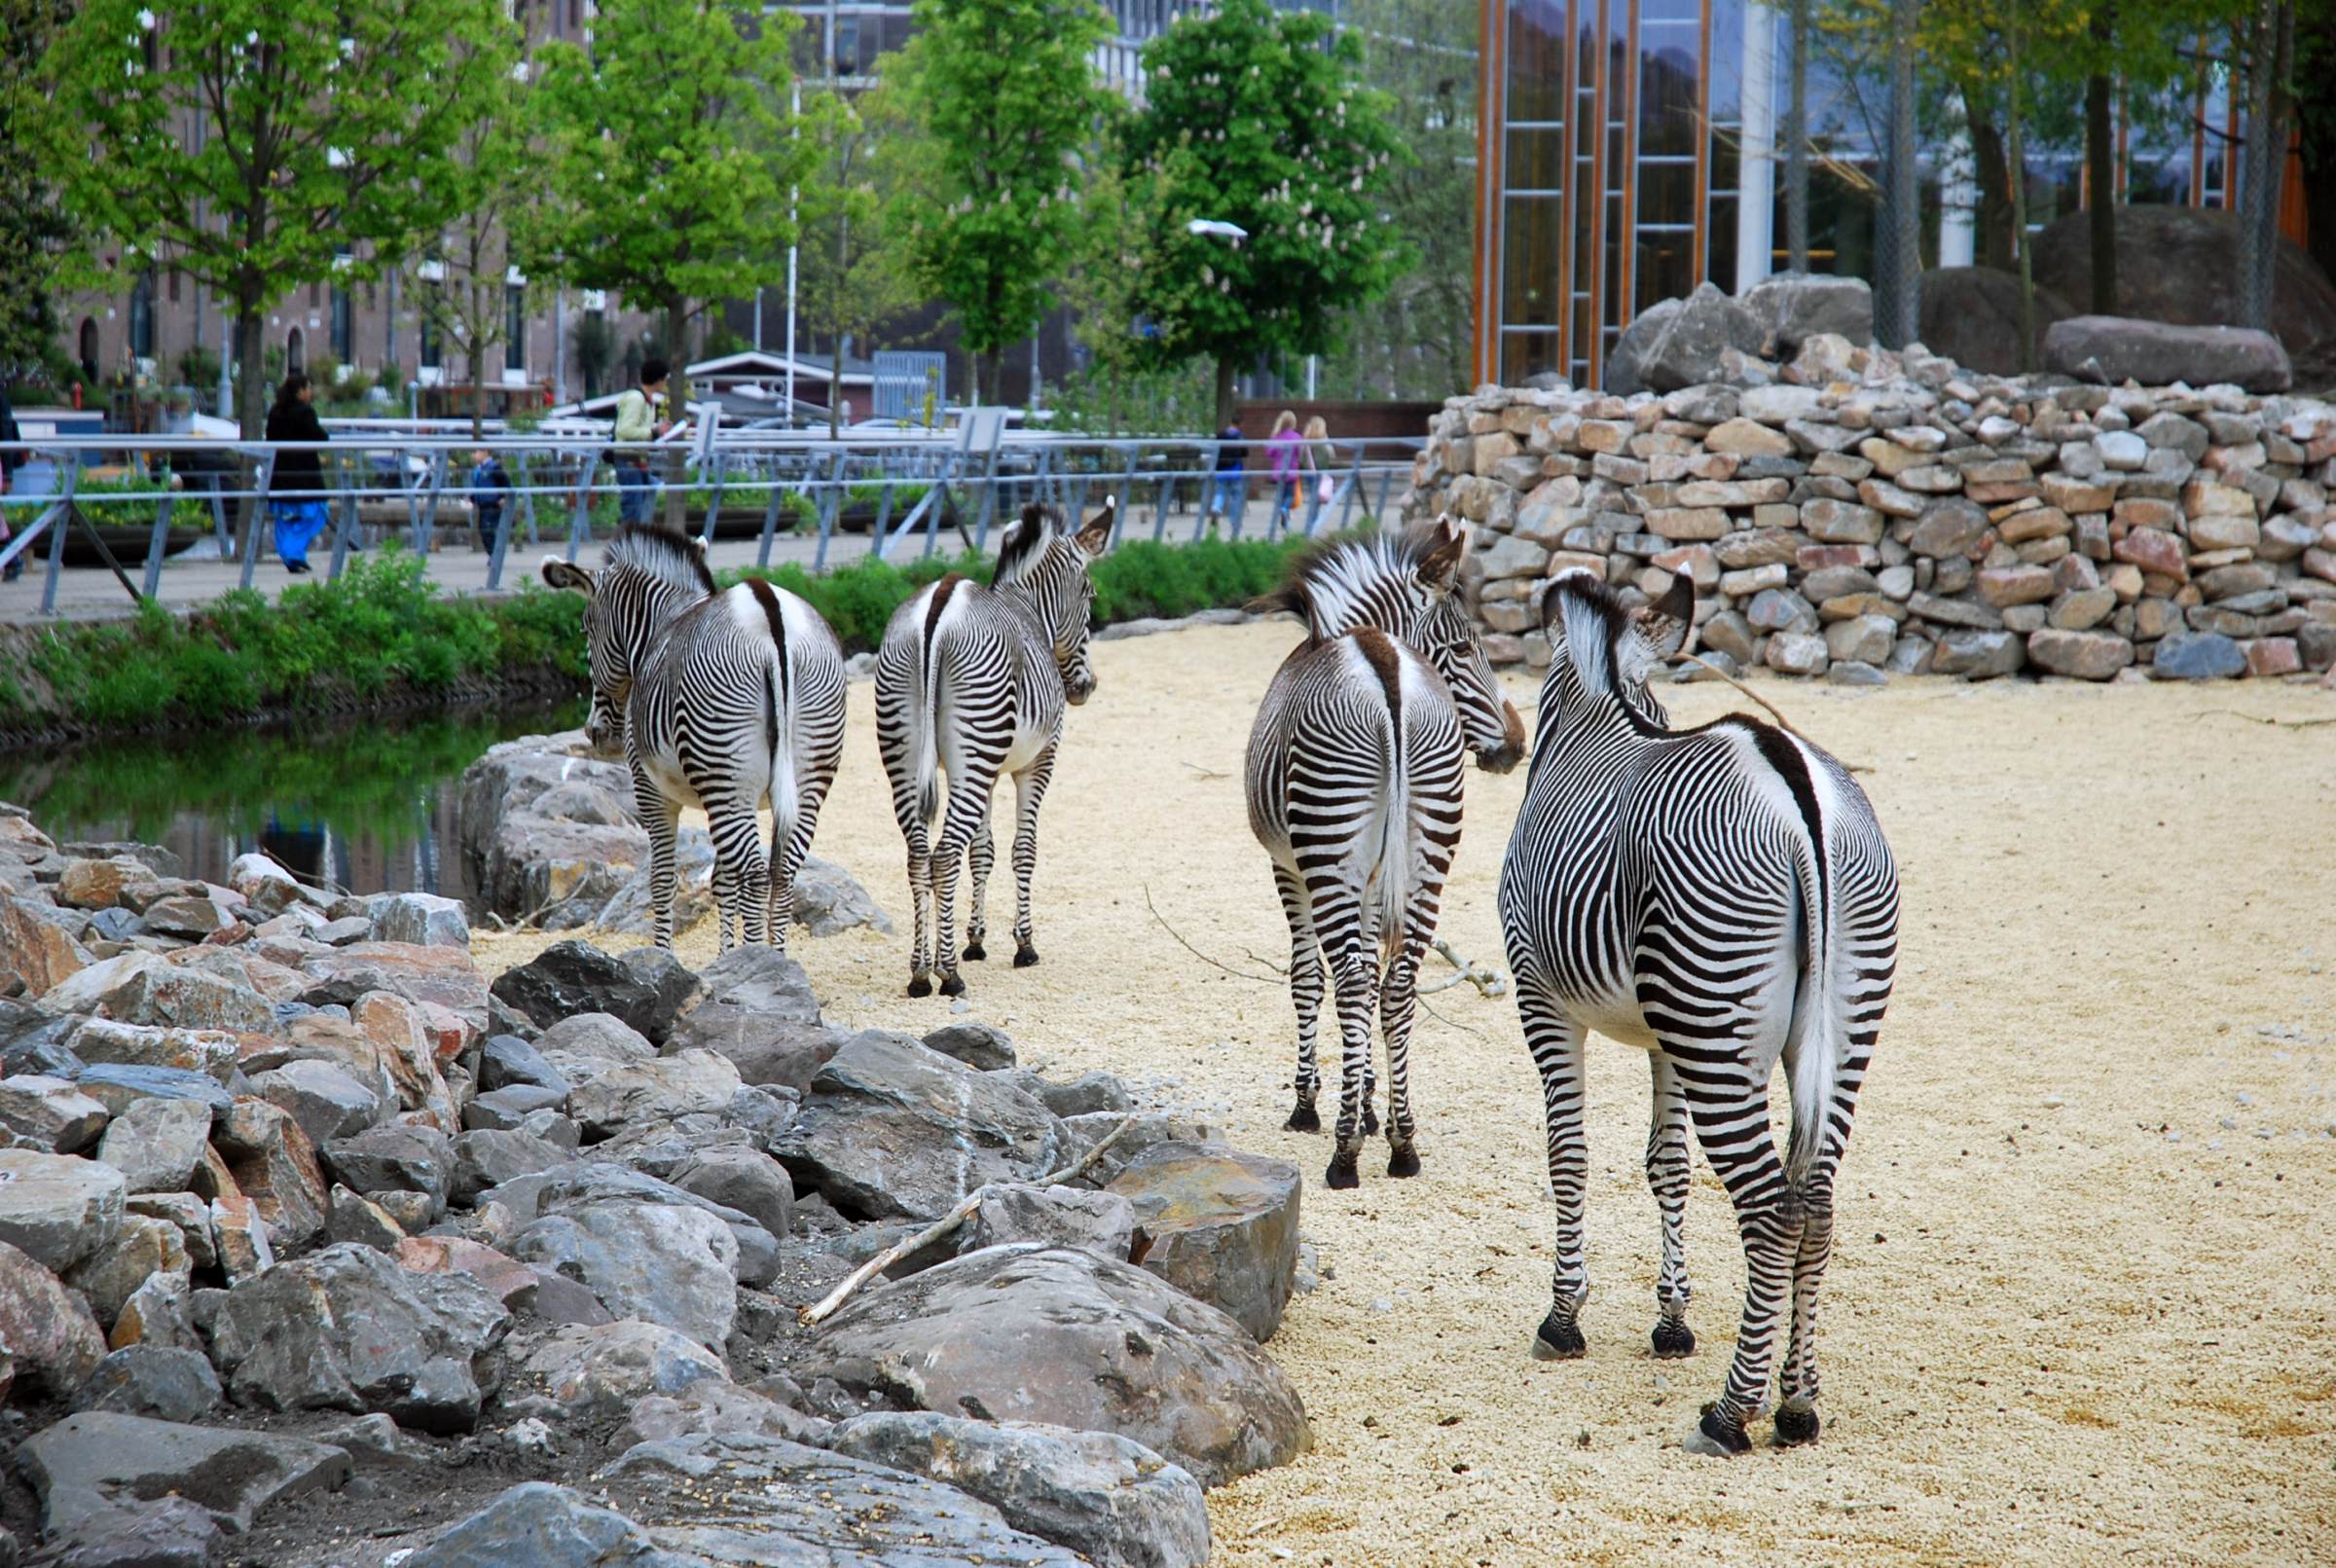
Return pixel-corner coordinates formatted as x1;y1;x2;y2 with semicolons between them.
477;621;2336;1566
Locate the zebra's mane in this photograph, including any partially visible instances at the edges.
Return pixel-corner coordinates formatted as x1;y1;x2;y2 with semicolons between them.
1541;569;1631;697
1252;524;1462;641
606;522;715;599
994;504;1061;589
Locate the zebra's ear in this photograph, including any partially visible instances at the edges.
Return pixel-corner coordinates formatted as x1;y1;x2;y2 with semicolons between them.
540;557;595;595
1631;572;1696;665
1074;498;1113;556
1417;515;1468;592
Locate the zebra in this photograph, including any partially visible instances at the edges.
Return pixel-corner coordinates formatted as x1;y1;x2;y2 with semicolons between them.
874;499;1113;998
540;523;847;952
1496;568;1899;1456
1244;519;1527;1188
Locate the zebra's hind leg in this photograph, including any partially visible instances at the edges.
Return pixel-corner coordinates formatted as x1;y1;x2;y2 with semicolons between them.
1775;1033;1878;1447
1377;927;1430;1178
1007;741;1058;967
707;797;771;948
1647;1053;1696;1358
903;842;934;996
964;806;995;961
1322;943;1378;1189
1518;990;1591;1360
1272;864;1323;1133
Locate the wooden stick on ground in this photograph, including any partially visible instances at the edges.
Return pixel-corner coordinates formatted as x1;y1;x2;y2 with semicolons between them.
797;1113;1139;1329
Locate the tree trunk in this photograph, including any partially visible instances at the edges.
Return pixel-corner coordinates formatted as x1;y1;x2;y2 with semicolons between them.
234;297;267;555
1876;0;1921;346
2084;6;2118;313
2007;13;2037;374
1786;0;1810;272
2236;0;2279;329
1212;353;1237;429
1967;112;2018;272
662;296;691;529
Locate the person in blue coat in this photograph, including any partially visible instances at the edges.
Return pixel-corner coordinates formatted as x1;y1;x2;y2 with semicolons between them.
264;373;331;573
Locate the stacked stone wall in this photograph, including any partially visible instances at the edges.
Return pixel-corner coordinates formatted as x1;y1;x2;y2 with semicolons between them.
1406;337;2336;682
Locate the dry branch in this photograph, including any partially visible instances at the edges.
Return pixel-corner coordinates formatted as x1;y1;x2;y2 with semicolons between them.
1680;653;1873;772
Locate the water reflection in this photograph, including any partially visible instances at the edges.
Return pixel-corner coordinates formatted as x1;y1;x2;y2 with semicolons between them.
0;700;585;904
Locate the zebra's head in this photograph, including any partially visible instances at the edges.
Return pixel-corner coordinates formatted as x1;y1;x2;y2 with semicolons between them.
540;525;715;752
1253;517;1526;773
995;500;1114;706
1535;568;1696;731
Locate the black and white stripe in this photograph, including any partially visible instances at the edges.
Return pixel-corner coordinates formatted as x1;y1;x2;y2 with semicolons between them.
1244;521;1526;1187
542;526;846;951
1497;568;1899;1455
874;501;1113;998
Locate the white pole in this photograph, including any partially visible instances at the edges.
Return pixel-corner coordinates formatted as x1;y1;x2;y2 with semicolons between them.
785;80;800;422
1306;353;1318;397
554;289;566;401
1737;2;1778;288
1939;128;1978;269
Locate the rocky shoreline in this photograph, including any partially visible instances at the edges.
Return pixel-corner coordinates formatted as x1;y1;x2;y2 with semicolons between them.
0;787;1310;1566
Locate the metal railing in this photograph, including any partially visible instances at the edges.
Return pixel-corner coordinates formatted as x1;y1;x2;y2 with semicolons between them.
0;419;1421;616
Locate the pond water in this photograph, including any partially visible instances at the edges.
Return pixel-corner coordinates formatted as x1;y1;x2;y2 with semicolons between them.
0;699;585;905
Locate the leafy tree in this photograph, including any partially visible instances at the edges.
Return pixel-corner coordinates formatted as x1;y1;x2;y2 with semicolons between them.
799;93;914;437
1119;0;1409;425
524;0;812;418
569;310;615;401
45;0;513;436
0;0;73;389
406;24;531;436
872;0;1118;405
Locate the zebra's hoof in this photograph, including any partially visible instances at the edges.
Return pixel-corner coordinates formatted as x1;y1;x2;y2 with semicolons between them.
1682;1404;1751;1458
906;977;932;999
1360;1105;1380;1137
1651;1319;1697;1359
1283;1102;1321;1133
939;974;967;998
1324;1152;1361;1189
1771;1402;1821;1446
1013;944;1040;967
1530;1311;1586;1361
963;940;987;962
1386;1143;1421;1179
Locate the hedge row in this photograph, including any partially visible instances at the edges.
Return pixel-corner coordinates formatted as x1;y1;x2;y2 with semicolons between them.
2;531;1325;734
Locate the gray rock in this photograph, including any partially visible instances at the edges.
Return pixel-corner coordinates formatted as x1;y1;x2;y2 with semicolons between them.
314;1411;440;1470
323;1123;454;1209
568;1049;743;1139
774;1034;1067;1222
1765;632;1831;676
64;1212;189;1329
403;1481;653;1568
18;1411;350;1538
825;1412;1211;1568
109;1269;201;1354
72;1345;223;1423
209;1242;511;1432
0;1073;109;1152
1601;296;1679;397
0;1147;125;1271
251;1058;383;1146
672;1147;794;1242
1109;1145;1302;1342
2026;628;2135;680
1015;1070;1133;1118
1624;283;1766;393
597;1433;1088;1566
480;1034;570;1095
463;1083;569;1132
533;1012;654;1080
921;1020;1016;1072
618;1380;831;1449
1825;614;1897;667
40;951;274;1035
2150;631;2248;679
0;1236;107;1397
450;1129;570;1206
481;1160;779;1285
1745;587;1816;634
504;1320;727;1422
1738;272;1873;355
511;1201;740;1350
2043;314;2292;393
792;855;894;937
967;1183;1138;1261
370;893;471;949
68;1064;234;1121
1931;629;2027;679
137;894;228;940
324;1184;408;1250
1059;1112;1227;1187
661;947;834;1090
1826;659;1888;686
44;1494;220;1568
1907;496;1990;558
807;1246;1310;1487
490;941;699;1046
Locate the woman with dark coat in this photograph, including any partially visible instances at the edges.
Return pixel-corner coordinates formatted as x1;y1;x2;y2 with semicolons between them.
264;372;330;573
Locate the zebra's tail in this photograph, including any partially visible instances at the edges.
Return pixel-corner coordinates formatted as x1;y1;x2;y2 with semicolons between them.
1782;820;1836;1192
1374;703;1408;959
912;603;943;828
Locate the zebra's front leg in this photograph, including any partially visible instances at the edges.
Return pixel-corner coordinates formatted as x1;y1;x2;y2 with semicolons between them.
1377;928;1428;1178
1518;989;1591;1359
964;806;995;962
1322;942;1379;1189
1007;742;1057;966
1272;865;1324;1133
707;798;771;948
632;767;683;952
1648;1052;1697;1359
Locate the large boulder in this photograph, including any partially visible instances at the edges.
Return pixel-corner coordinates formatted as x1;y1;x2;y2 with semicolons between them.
597;1433;1090;1566
502;1320;728;1422
659;945;840;1090
0;1147;125;1272
71;1344;224;1424
2030;203;2336;358
0;1073;109;1151
213;1098;329;1250
0;893;91;996
1108;1145;1302;1342
2044;314;2292;393
322;1123;455;1210
773;1033;1067;1222
491;940;699;1045
567;1048;743;1138
457;737;646;920
1916;267;2075;375
0;1237;107;1398
510;1200;740;1350
297;945;492;1046
370;893;471;949
1738;272;1873;355
807;1246;1311;1487
41;951;274;1035
480;1160;779;1285
64;1211;189;1329
401;1482;654;1568
18;1411;349;1539
827;1414;1209;1568
208;1242;512;1432
966;1182;1138;1262
1603;283;1763;394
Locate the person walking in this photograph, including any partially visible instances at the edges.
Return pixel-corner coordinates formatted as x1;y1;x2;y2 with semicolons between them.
264;372;330;574
612;359;670;527
469;448;513;550
1265;409;1303;538
1301;414;1336;534
1209;417;1247;535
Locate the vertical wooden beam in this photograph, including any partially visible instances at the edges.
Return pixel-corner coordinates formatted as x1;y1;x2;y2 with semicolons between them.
1587;0;1611;387
1475;0;1504;385
1695;0;1713;280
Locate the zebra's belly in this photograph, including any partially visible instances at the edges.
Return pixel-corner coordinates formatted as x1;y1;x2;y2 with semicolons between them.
1565;983;1661;1052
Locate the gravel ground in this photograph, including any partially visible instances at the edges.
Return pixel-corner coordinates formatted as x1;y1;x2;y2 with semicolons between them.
476;620;2336;1566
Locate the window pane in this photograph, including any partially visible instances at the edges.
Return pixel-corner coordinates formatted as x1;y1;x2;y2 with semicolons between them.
1638;43;1700;159
1503;197;1567;327
1507;128;1566;193
1501;330;1567;386
1707;193;1738;294
1638;160;1697;228
1636;229;1694;310
1507;0;1569;125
